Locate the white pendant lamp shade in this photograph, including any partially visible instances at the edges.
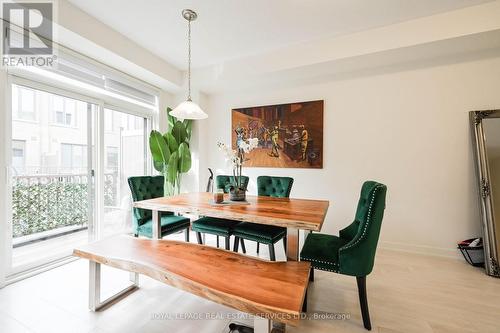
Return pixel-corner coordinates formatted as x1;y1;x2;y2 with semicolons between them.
171;100;208;119
173;9;207;120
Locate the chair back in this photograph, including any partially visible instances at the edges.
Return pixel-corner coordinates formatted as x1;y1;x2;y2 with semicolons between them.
339;181;387;276
215;175;250;193
257;176;294;198
128;176;164;227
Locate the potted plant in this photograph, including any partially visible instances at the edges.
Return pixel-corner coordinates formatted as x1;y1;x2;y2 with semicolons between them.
149;107;192;196
218;137;258;201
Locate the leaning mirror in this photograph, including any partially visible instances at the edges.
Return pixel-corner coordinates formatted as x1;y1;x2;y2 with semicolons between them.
470;110;500;277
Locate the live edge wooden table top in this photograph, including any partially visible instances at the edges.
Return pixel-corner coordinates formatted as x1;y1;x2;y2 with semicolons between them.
134;192;330;261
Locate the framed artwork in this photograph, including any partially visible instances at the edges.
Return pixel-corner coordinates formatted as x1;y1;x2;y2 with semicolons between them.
231;100;323;168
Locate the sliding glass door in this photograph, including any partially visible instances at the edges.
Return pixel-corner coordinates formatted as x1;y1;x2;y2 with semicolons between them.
101;108;147;239
9;83;96;274
6;81;150;278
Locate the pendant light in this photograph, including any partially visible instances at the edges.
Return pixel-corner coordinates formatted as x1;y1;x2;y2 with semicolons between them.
171;9;208;120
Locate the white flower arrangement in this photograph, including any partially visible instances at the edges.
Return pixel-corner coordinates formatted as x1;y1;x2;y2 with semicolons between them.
217;138;259;190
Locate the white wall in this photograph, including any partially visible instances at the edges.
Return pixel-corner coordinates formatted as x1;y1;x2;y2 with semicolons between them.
205;56;500;257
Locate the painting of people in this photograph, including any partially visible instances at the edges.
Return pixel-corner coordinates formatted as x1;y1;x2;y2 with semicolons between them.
231;100;323;168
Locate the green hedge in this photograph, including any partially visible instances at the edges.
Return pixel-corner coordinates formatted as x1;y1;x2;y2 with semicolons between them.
12;181;89;238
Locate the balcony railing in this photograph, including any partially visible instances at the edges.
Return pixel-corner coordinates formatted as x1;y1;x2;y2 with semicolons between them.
12;172;118;238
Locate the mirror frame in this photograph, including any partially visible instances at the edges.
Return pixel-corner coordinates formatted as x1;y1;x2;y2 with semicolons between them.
470;110;500;277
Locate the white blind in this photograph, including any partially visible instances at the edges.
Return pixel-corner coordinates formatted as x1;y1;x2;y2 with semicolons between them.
51;47;159;106
4;23;159;108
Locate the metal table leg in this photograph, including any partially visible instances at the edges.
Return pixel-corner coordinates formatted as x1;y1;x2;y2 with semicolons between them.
89;261;139;311
152;210;161;239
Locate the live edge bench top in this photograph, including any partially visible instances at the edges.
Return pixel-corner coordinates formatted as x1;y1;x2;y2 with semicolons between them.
73;235;310;326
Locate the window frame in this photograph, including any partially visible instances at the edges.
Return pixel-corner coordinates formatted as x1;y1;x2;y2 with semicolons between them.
2;75;154;283
60;142;88;173
12;85;37;123
51;95;77;127
11;139;26;174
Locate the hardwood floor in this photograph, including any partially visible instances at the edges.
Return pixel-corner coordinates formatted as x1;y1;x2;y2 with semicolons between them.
1;232;499;333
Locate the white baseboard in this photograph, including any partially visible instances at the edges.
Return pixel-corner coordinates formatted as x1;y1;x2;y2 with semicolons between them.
379;241;462;259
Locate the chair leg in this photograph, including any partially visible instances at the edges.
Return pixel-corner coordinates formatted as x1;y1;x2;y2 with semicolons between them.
196;232;203;245
216;235;220;248
225;237;230;250
184;228;190;242
356;276;372;331
256;242;260;254
240;239;246;254
233;236;240;252
268;244;276;261
309;268;315;282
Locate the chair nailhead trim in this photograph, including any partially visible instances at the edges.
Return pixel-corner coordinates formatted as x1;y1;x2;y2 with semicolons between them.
301;256;339;266
339;184;382;253
317;267;339;273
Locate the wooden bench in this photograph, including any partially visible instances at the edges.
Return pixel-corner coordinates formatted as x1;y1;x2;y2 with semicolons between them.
73;235;310;332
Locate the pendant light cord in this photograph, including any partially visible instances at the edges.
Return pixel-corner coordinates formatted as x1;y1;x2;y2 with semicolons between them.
187;18;192;101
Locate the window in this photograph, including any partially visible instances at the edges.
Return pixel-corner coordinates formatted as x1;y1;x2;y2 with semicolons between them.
12;140;26;173
6;48;156;278
52;95;76;126
106;147;119;171
120;113;143;131
105;110;114;132
12;86;36;121
61;143;87;173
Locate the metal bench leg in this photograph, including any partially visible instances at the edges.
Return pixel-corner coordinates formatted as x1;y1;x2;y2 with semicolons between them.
129;272;139;285
254;316;272;333
229;316;273;333
89;261;138;311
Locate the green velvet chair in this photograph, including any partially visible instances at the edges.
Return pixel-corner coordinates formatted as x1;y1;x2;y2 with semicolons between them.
300;181;387;330
232;176;293;261
192;175;249;250
128;176;191;240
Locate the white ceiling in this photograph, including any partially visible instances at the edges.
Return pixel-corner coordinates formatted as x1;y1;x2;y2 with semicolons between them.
68;0;492;70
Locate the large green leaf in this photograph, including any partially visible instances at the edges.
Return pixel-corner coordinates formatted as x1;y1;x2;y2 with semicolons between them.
183;119;192;141
172;120;187;144
149;130;170;164
167;107;175;131
178;142;192;173
166;152;179;184
164;132;179;154
153;160;165;172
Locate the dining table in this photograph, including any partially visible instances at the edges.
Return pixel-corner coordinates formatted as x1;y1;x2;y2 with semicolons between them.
133;192;329;261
